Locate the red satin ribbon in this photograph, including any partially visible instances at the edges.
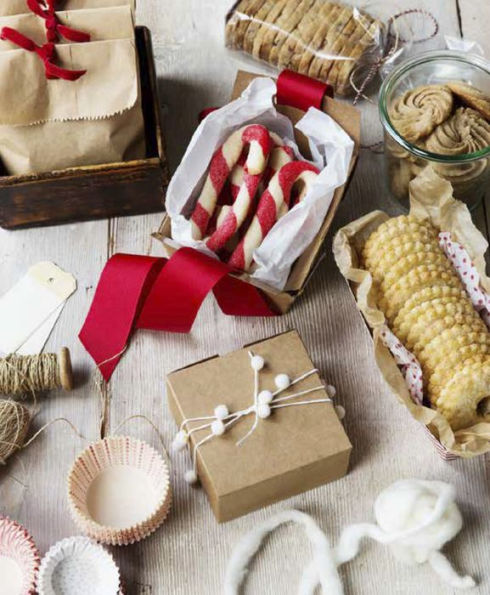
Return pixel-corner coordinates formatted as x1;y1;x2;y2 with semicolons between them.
79;248;276;381
276;69;333;111
0;27;86;80
27;0;91;43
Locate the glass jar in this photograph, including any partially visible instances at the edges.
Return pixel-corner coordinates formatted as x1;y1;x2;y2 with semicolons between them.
379;50;490;210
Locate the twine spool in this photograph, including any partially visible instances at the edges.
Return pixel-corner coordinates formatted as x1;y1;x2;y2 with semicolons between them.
0;348;73;397
0;400;31;464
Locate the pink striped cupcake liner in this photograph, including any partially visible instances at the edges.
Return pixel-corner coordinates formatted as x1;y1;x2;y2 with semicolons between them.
0;516;40;595
67;436;172;546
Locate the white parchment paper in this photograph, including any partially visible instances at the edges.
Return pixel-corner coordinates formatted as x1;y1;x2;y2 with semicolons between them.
166;77;354;290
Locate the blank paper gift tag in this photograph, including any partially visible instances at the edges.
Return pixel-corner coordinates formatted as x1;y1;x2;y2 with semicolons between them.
0;262;76;355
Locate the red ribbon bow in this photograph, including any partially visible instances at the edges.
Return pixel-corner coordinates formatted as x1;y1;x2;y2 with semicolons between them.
0;26;86;80
27;0;91;43
79;248;277;381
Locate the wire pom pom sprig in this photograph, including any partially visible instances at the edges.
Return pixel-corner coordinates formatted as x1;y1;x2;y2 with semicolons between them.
172;351;337;484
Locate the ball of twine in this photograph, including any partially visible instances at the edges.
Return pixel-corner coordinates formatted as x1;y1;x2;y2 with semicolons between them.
0;400;31;465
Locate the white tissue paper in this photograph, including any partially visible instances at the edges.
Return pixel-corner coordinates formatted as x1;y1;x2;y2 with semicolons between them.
166;77;354;290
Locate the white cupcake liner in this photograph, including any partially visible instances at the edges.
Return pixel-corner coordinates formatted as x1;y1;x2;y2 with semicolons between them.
67;436;172;546
37;536;120;595
0;516;39;595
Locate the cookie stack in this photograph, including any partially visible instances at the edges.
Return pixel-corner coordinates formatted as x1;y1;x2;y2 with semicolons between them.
225;0;382;95
362;215;490;431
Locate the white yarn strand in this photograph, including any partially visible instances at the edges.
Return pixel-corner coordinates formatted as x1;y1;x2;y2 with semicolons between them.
224;510;343;595
224;479;476;594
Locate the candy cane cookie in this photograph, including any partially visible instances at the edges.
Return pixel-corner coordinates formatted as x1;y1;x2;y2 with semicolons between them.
190;124;273;240
206;134;295;254
228;160;319;271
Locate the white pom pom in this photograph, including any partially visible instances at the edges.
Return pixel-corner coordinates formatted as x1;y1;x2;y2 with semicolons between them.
335;405;345;420
214;404;229;420
258;390;273;405
257;403;271;419
250;355;265;371
211;419;225;436
172;430;188;452
326;385;336;398
275;373;290;390
184;469;198;484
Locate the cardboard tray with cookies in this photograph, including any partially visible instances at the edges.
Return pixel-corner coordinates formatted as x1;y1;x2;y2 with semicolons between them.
225;0;384;96
154;69;360;314
334;166;490;459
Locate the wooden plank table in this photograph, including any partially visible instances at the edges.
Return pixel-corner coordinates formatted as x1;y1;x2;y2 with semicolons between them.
1;1;489;593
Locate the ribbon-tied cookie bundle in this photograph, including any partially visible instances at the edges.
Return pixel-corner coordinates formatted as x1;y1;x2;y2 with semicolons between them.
225;0;383;95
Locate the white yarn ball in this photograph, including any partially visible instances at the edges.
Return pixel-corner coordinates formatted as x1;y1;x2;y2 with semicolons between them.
258;390;273;405
374;480;463;565
250;355;265;371
274;374;290;390
214;404;229;420
172;430;188;452
211;419;225;436
184;469;198;484
257;403;271;419
326;385;336;398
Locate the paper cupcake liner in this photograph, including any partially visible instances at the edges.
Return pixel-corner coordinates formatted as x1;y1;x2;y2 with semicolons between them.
0;516;40;595
37;536;121;595
67;436;172;546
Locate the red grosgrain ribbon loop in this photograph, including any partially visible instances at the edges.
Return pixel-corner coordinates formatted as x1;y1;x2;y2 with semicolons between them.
27;0;91;43
276;69;333;112
79;248;276;381
0;27;86;80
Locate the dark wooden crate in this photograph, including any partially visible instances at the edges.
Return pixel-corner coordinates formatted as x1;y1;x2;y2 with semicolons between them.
0;26;168;230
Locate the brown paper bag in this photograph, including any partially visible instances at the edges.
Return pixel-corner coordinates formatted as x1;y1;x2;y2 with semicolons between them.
333;166;490;458
0;4;144;175
0;0;135;17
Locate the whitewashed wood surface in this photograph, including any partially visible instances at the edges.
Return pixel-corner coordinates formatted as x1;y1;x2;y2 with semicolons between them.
1;1;489;594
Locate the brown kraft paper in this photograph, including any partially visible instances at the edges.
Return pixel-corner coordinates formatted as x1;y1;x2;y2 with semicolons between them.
166;330;352;522
333;166;490;458
0;6;144;175
0;0;135;17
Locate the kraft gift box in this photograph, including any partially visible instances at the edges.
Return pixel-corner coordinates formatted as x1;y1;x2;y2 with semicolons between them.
166;330;352;522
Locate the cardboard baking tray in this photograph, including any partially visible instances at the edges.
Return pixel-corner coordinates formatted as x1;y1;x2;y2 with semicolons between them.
0;26;168;229
154;70;360;314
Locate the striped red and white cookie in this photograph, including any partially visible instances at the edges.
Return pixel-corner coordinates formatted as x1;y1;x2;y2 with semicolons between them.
228;160;319;272
205;133;295;254
190;124;273;240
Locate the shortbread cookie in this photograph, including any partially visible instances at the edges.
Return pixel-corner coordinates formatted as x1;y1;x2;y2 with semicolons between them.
308;6;352;81
421;329;490;371
389;286;467;325
435;359;490;430
252;0;290;59
226;0;265;50
277;0;321;70
316;11;356;84
363;229;440;268
389;84;453;142
447;81;490;122
243;0;279;54
365;241;446;282
268;0;314;66
396;298;477;344
375;252;451;291
426;107;490;156
379;265;463;320
411;315;487;356
299;2;343;76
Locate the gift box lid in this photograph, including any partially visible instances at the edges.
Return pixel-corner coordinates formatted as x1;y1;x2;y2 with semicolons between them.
167;330;352;521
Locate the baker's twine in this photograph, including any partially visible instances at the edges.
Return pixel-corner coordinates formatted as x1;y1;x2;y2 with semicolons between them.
0;353;61;399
